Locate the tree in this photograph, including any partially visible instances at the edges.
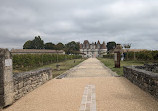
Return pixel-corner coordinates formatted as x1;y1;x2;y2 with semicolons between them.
107;41;116;52
55;42;65;50
23;40;33;49
23;36;44;49
44;42;55;49
65;41;80;54
123;43;131;60
31;36;44;49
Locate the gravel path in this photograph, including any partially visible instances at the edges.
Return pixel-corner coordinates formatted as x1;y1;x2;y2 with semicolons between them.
3;58;158;111
64;58;114;78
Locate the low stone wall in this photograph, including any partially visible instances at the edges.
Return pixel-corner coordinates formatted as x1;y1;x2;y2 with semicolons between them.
124;66;158;99
135;63;158;73
0;49;14;107
0;48;54;108
13;68;52;101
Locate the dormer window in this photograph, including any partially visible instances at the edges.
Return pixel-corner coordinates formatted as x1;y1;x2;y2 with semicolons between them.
86;44;89;49
83;44;85;49
98;44;100;49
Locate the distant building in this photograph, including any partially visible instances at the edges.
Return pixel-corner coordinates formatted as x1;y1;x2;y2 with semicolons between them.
11;49;65;55
80;40;107;58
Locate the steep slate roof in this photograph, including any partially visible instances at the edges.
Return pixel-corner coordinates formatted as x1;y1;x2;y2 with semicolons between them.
97;40;100;45
80;40;107;49
101;41;106;49
83;40;90;45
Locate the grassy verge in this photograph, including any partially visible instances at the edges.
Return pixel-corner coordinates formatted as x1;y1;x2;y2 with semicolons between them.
98;58;145;76
13;59;85;78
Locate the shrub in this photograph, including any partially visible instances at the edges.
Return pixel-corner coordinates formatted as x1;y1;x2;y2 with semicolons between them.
124;51;158;61
103;50;158;62
13;54;82;69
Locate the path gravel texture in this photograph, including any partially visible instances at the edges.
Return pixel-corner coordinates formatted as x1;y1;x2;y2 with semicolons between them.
3;58;158;111
65;58;114;78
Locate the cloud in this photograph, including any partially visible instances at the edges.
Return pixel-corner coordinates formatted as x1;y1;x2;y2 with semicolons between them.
0;0;158;50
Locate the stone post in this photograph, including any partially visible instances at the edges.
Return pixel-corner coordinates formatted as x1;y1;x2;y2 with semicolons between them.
114;51;121;68
114;44;123;68
0;48;14;108
134;52;136;60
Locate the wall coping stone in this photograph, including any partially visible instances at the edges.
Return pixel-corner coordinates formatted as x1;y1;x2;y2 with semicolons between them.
124;65;158;99
124;66;158;78
13;68;52;80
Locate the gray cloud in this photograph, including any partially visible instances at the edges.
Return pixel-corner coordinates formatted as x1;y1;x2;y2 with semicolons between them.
0;0;158;50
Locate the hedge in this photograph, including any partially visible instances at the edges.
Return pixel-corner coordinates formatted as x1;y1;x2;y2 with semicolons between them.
13;54;82;69
124;51;158;61
103;51;158;61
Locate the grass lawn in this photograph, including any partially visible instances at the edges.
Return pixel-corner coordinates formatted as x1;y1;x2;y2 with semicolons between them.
98;58;145;76
13;59;85;78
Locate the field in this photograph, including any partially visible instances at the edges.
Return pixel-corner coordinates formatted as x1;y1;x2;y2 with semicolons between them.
13;58;85;78
39;59;85;78
98;58;144;76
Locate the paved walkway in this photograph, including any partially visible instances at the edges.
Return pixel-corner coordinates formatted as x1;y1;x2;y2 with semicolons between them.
4;58;158;111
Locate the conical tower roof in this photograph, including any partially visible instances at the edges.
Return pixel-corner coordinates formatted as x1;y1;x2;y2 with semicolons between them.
101;41;106;49
97;40;100;44
83;40;89;45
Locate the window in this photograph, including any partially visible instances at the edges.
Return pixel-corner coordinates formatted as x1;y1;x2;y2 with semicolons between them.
86;44;89;48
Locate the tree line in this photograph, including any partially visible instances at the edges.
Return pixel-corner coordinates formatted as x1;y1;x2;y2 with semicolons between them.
23;36;129;54
23;36;80;54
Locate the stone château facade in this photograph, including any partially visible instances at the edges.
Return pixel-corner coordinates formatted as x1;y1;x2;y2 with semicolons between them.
80;40;107;58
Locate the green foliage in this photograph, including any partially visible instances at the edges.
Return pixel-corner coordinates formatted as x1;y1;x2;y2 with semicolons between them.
124;51;158;61
44;42;55;49
65;41;80;54
103;54;114;59
38;59;85;78
103;51;158;62
23;40;32;49
13;54;82;70
55;42;65;50
44;42;65;50
31;36;44;49
23;37;79;54
107;41;116;52
98;58;144;76
23;36;44;49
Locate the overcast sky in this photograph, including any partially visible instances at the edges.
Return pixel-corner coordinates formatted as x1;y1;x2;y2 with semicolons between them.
0;0;158;50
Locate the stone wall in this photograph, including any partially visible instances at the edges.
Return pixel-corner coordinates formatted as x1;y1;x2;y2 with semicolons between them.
124;66;158;99
135;63;158;73
0;49;14;107
0;48;53;108
13;68;52;101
